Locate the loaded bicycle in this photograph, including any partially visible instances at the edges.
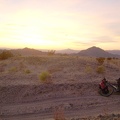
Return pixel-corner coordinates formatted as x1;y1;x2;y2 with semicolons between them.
98;78;120;97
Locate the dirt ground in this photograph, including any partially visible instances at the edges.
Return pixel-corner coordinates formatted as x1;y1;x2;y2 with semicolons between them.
0;55;120;120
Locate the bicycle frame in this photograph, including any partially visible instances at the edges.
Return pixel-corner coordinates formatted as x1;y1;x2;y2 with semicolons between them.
107;82;118;92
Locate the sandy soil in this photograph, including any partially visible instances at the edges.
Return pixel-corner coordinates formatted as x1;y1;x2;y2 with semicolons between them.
0;55;120;120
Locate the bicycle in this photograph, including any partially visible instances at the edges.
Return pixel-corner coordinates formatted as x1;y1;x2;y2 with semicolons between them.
98;79;120;97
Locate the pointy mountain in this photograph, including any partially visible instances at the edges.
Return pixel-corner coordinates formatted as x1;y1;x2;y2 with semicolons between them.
56;48;79;54
77;46;120;58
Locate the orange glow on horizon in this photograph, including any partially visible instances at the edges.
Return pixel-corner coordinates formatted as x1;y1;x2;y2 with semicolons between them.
0;0;120;50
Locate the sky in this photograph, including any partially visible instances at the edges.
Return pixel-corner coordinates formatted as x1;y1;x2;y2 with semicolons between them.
0;0;120;50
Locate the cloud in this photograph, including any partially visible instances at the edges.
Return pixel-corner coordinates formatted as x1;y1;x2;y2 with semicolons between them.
72;35;116;47
72;41;96;46
91;36;116;43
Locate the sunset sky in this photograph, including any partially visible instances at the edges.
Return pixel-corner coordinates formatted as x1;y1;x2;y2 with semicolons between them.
0;0;120;50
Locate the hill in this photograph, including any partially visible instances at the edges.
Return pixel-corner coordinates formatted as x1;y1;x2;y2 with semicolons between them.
0;47;47;56
12;47;47;56
77;46;120;58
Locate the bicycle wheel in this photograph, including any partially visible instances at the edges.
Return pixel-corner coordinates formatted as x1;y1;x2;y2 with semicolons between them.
98;85;114;97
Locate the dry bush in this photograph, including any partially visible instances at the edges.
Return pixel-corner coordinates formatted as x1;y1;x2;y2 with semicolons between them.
9;67;18;72
48;50;56;56
85;65;93;74
106;57;112;65
96;66;105;74
84;65;94;81
107;57;112;61
39;71;52;83
96;57;105;65
24;69;31;74
0;50;14;60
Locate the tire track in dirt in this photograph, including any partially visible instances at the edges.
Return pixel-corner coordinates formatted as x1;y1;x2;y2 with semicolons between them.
0;95;120;120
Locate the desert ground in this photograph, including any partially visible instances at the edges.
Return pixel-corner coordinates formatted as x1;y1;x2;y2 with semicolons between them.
0;55;120;120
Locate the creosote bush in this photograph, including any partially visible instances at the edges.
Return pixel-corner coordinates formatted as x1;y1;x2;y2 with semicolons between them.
0;50;14;60
9;67;18;72
47;50;56;56
96;66;105;74
85;65;93;74
96;57;105;65
24;69;31;74
39;71;52;83
107;57;112;61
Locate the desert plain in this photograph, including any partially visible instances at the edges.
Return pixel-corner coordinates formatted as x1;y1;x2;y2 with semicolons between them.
0;54;120;120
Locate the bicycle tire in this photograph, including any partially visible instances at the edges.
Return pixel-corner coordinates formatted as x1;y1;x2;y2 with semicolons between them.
98;85;114;97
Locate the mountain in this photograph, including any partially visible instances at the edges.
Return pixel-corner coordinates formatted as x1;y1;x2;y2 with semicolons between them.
11;47;47;56
107;50;120;55
0;47;46;56
56;49;79;54
1;47;120;58
77;46;120;58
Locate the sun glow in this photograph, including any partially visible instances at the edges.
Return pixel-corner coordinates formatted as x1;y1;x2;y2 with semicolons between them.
0;0;120;50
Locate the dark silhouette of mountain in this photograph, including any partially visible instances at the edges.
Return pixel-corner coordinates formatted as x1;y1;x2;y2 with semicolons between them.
77;46;120;58
56;48;79;54
107;50;120;55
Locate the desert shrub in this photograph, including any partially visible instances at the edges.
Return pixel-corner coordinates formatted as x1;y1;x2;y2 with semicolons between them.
106;57;112;64
96;57;105;65
9;67;18;72
47;50;56;56
85;65;93;74
0;50;14;60
96;66;105;74
39;71;52;83
107;57;112;61
24;69;31;74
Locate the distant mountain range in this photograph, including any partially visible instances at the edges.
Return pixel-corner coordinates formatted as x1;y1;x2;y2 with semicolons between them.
107;50;120;55
56;49;79;54
0;46;120;58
